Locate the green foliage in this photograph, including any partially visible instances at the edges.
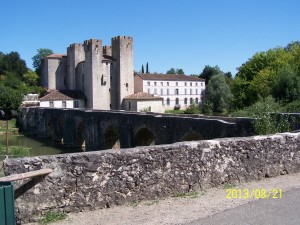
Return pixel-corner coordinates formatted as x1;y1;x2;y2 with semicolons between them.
233;97;291;135
176;68;184;74
0;83;23;115
0;51;28;77
200;101;213;114
145;199;160;206
23;69;39;86
232;42;300;109
205;74;233;113
32;48;53;76
39;211;67;224
231;96;282;117
164;109;185;114
223;183;237;189
252;111;291;135
184;103;200;114
231;77;252;109
166;68;176;74
199;65;223;85
166;68;184;74
284;100;300;113
175;191;204;198
146;62;149;73
5;146;30;157
141;64;144;73
272;66;300;102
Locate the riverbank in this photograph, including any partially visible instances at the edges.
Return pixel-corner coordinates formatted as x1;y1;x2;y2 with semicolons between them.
26;172;300;225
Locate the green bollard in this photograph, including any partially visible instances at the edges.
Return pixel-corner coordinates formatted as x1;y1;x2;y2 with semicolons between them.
0;182;16;225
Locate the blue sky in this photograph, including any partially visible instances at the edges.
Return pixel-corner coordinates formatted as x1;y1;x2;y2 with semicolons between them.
1;0;299;75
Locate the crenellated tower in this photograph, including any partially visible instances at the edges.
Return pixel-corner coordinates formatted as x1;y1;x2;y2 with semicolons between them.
67;43;85;90
42;35;134;111
103;45;112;56
83;39;110;110
111;36;134;109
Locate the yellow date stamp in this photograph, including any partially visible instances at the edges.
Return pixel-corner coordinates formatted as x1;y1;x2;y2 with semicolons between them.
226;188;283;199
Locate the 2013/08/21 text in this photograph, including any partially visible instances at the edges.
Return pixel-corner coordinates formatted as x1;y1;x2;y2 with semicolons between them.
226;188;283;199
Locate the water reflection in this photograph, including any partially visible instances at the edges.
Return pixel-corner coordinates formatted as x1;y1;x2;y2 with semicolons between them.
0;133;84;177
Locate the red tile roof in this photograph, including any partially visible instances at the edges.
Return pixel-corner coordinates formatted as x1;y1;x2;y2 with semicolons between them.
135;73;205;81
39;90;86;101
124;92;163;100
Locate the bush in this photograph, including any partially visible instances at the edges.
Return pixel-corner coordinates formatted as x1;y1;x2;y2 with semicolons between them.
284;100;300;113
184;104;200;114
231;96;282;117
251;102;291;135
200;101;213;114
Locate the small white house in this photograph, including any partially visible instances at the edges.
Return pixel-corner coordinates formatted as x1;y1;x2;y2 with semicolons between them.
39;90;86;109
123;92;164;113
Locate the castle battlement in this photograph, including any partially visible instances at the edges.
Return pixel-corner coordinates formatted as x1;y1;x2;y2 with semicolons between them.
42;35;134;110
68;43;84;48
103;45;112;56
112;36;133;41
83;39;102;45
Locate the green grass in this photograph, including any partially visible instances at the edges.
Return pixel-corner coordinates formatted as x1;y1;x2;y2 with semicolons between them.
164;109;185;114
39;211;67;224
223;183;237;189
145;199;160;206
1;146;30;157
129;201;140;207
0;119;18;133
175;191;205;198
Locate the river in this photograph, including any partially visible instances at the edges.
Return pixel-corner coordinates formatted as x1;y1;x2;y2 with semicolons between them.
0;133;84;177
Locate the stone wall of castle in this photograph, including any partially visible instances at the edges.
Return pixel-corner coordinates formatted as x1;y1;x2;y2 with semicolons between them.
4;132;300;223
42;36;134;110
112;36;134;109
67;43;85;90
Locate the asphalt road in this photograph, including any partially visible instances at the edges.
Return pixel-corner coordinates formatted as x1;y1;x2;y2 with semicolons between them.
186;188;300;225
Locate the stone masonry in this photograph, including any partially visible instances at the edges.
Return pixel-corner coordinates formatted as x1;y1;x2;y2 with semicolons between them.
42;36;134;110
3;132;300;223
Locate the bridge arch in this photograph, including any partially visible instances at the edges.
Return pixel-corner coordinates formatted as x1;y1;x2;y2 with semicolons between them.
134;127;155;147
104;126;120;149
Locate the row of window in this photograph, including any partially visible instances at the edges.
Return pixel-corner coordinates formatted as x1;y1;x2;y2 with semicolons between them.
165;97;199;106
49;101;79;108
148;88;201;95
147;81;204;87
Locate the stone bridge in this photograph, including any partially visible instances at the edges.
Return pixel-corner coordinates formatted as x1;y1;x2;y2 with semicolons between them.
18;107;254;151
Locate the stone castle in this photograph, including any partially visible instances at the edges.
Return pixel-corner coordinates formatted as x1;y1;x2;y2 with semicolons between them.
42;36;134;110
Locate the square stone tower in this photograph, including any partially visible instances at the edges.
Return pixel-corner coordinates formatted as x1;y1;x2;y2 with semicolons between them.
111;36;134;110
83;39;110;110
67;43;85;90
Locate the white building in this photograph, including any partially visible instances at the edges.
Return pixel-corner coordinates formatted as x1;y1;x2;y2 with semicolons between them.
134;73;205;110
39;90;86;109
123;92;164;113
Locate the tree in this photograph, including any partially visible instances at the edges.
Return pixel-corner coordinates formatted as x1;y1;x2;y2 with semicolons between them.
176;69;184;74
32;48;53;76
166;68;184;74
23;70;39;86
0;52;27;77
146;62;149;73
141;64;144;73
205;74;233;112
199;65;223;84
0;83;23;115
272;66;300;102
166;68;176;74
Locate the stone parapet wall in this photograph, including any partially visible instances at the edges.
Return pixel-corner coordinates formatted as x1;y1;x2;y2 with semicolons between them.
3;132;300;223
